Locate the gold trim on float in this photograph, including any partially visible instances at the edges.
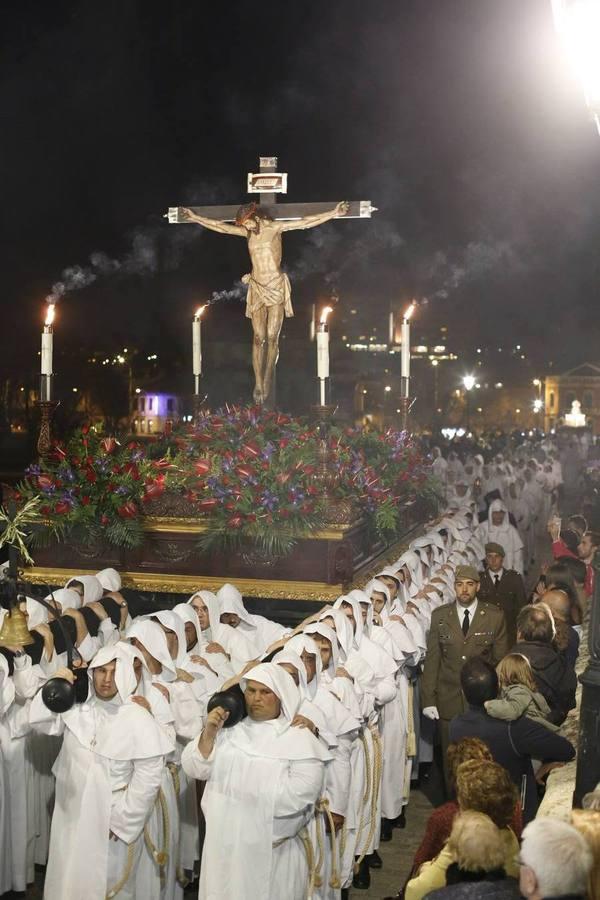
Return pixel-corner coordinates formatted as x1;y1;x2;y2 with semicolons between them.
21;566;344;602
142;516;359;541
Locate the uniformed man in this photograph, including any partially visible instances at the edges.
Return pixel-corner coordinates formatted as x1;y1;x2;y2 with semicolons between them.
420;564;509;787
477;541;528;645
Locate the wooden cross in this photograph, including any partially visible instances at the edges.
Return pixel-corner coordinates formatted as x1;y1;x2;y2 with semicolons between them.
165;156;377;224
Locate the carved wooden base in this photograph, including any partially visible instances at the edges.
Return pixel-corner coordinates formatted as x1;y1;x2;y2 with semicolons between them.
36;401;60;459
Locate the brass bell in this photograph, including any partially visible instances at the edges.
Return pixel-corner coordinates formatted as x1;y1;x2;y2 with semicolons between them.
0;605;34;647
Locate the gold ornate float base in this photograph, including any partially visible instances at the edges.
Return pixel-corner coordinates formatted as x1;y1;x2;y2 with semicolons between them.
24;502;426;602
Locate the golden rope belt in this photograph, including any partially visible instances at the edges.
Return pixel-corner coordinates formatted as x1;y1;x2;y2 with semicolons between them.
105;787;137;900
316;797;342;889
167;762;190;888
354;726;382;872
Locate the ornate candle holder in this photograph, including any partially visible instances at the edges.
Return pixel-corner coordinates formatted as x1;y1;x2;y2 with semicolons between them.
36;400;60;459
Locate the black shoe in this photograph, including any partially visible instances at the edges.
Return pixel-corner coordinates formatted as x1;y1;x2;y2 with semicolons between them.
352;858;371;889
394;809;406;829
366;849;383;868
380;817;394;841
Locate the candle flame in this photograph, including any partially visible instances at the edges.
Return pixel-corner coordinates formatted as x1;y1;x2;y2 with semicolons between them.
403;301;416;321
194;305;207;320
45;304;56;327
320;306;333;325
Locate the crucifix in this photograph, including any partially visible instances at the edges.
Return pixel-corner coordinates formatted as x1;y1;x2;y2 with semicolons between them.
166;156;376;407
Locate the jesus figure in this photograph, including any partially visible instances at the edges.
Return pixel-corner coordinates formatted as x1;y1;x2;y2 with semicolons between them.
182;200;349;405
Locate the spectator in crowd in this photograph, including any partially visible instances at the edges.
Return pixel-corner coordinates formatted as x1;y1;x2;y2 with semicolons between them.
571;809;600;900
578;529;599;599
385;738;523;900
423;811;522;899
512;605;577;725
484;652;558;731
404;760;519;900
518;818;592;900
538;590;580;669
449;657;575;823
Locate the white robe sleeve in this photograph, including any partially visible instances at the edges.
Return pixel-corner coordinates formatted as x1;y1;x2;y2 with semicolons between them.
12;654;45;699
272;758;325;818
109;755;164;843
28;689;65;736
181;734;215;781
373;673;397;706
324;737;352;818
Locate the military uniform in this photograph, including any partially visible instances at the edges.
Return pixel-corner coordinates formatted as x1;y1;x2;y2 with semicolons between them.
420;600;509;782
477;568;527;646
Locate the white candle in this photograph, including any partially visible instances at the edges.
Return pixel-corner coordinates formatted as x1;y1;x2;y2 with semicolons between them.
317;306;332;405
193;306;205;377
401;301;415;379
389;310;395;344
41;304;55;376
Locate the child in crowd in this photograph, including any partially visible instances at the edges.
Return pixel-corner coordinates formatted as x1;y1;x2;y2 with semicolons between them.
484;653;558;731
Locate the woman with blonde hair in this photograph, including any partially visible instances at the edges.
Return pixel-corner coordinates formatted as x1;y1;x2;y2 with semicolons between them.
571;808;600;900
404;761;519;900
409;738;522;876
484;653;557;731
424;811;521;899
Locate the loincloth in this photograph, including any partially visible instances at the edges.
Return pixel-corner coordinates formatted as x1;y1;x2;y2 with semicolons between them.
243;272;293;318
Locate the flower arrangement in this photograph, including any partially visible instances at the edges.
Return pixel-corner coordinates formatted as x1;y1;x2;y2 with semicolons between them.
16;407;436;557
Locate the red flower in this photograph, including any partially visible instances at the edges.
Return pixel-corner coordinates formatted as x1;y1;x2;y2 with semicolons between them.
101;437;117;454
197;498;218;511
234;464;255;480
40;505;51;516
127;441;140;450
55;501;71;515
275;472;290;485
100;514;110;526
193;459;211;476
117;501;137;519
81;425;90;435
85;469;97;483
37;474;53;490
71;456;81;466
227;515;243;528
54;479;63;489
242;441;261;458
81;496;91;506
152;458;175;470
143;482;165;500
278;438;290;449
124;463;140;481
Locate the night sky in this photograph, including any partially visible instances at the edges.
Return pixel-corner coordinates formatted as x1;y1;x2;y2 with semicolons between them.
3;0;600;380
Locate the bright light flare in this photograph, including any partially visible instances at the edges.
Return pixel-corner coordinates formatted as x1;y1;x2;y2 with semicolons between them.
553;0;600;126
194;305;207;320
403;301;416;321
463;375;476;391
44;303;55;327
320;306;333;325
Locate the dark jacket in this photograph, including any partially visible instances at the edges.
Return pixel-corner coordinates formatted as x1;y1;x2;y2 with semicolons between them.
511;640;577;725
477;568;528;645
449;705;575;824
425;877;521;899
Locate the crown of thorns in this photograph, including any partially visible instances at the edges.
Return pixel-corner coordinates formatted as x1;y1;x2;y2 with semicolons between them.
235;202;271;225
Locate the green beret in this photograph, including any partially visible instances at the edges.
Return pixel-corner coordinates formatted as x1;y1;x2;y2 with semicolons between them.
485;542;505;557
454;564;480;583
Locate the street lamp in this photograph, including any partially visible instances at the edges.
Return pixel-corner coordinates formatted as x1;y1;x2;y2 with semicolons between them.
463;375;475;432
552;0;600;133
553;1;600;803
